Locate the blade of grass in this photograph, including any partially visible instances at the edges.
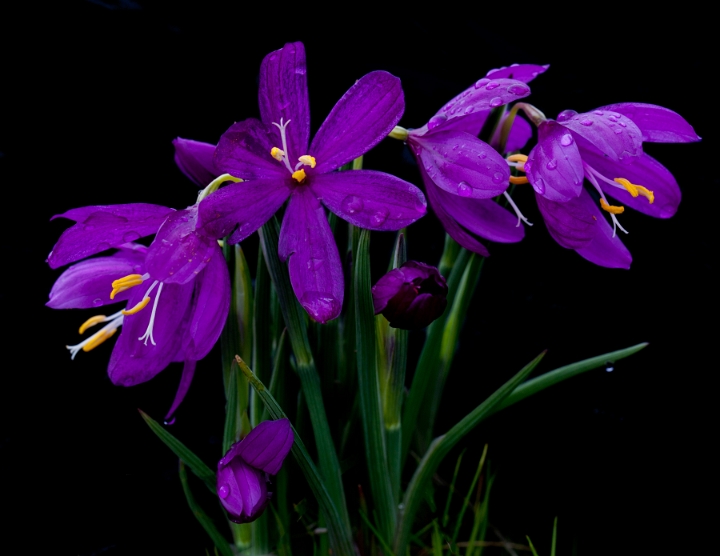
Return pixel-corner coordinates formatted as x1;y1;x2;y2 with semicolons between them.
551;517;558;556
451;444;488;544
442;450;465;528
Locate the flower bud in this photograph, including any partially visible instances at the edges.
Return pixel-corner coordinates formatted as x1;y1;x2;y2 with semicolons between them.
372;261;448;330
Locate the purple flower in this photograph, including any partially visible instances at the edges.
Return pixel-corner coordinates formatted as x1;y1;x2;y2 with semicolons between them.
217;419;294;523
197;42;426;324
173;138;219;187
47;203;230;415
404;65;547;256
373;261;448;329
521;103;700;267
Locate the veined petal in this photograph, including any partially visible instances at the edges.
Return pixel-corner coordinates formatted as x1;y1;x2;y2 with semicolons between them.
311;71;404;174
197;177;291;242
220;419;293;476
412;131;510;199
278;189;344;323
258;41;310;157
310;170;426;230
560;110;643;163
582;150;681;218
485;64;549;83
146;207;217;284
48;204;173;269
47;247;147;309
214;118;288;180
535;190;596;250
173;138;218;187
525;121;584;202
598;102;700;143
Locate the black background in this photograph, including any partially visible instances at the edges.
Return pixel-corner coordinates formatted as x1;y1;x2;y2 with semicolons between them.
1;2;714;554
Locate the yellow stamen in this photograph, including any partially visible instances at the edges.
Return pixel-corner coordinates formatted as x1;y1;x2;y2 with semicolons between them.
507;154;529;163
271;147;285;161
600;198;625;214
79;315;107;334
292;168;307;182
298;155;316;168
110;274;144;299
614;178;655;204
122;296;151;316
82;328;117;352
509;175;529;185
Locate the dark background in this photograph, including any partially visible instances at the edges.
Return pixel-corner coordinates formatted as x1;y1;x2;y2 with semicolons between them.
1;2;714;554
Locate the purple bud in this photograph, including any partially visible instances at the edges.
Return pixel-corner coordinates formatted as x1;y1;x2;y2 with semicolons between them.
372;261;448;330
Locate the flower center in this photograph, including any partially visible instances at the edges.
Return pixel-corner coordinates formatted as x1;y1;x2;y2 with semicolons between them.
110;273;165;346
270;118;316;183
67;310;124;359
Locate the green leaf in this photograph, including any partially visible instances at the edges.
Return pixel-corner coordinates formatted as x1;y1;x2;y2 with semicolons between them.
222;360;240;454
178;461;233;556
252;247;273;427
526;536;540;556
139;410;215;493
551;517;558;556
451;444;488;544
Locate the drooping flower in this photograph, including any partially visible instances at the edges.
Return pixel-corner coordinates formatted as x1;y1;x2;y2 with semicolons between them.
402;65;548;256
47;202;230;415
217;419;294;523
372;261;447;329
197;42;426;324
173;137;219;187
518;103;700;267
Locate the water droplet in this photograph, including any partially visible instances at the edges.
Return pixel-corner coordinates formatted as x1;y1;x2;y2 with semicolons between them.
307;258;324;271
93;298;103;307
218;484;230;499
557;110;577;122
546;159;558;170
533;177;546;194
457;182;473;197
475;78;490;89
608;115;618;122
490;97;503;108
614;128;623;134
605;362;615;372
594;110;604;116
370;208;389;226
618;121;627;128
398;503;405;511
300;292;340;324
452;144;459;151
464;106;474;114
341;195;364;215
164;417;176;425
427;115;447;130
123;231;140;243
477;151;487;159
485;81;500;90
560;134;574;147
295;66;307;75
508;84;529;95
580;118;593;126
492;171;505;184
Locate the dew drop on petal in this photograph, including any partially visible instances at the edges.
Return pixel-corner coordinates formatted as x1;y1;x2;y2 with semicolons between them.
307;258;324;271
608;115;618;122
475;78;490;89
370;208;389;226
457;182;473;197
341;195;364;215
560;134;574;147
546;159;558;170
464;106;474;114
618;121;627;128
614;128;623;134
594;110;604;116
557;110;577;122
485;81;500;90
93;298;103;307
427;115;447;130
218;484;230;499
508;84;530;95
123;231;141;243
580;118;593;126
492;172;505;184
478;151;487;159
533;177;546;194
490;97;503;108
300;292;340;324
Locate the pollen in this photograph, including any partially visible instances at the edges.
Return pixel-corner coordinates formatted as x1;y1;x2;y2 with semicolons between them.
79;315;108;334
292;168;307;182
110;274;144;299
122;296;151;316
600;198;625;214
271;147;285;161
507;154;529;163
509;176;529;185
614;178;655;204
82;328;118;353
298;155;316;168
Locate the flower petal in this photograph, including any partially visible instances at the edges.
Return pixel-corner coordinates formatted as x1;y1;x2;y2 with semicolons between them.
576;216;632;269
535;190;596;250
411;131;510;199
230;419;294;475
197;177;291;242
146;207;217;284
581;150;681;218
173;138;218;187
560;110;643;163
505;114;533;152
48;204;173;269
525;121;584;202
598;102;700;143
278;189;344;323
485;64;549;83
164;360;196;421
258;41;310;157
310;170;426;230
214;118;288;180
47;247;147;309
311;71;404;173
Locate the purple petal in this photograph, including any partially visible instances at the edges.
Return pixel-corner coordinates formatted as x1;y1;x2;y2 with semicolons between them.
311;71;404;174
278;189;344;323
47;247;147;309
258;42;310;157
433;186;525;243
535;191;596;250
581;150;681;218
48;204;173;269
485;64;549;83
391;292;448;330
217;457;268;524
173;138;218;187
525;121;584;202
310;170;426;230
146;207;217;284
107;281;193;386
504;114;533;152
227;419;294;475
560;110;643;163
214;118;289;180
576;214;632;269
164;360;196;421
411;131;510;199
181;245;230;361
598;102;700;143
197;177;291;242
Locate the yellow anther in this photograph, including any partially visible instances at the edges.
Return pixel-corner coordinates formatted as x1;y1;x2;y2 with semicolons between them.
507;154;529;163
600;198;625;214
271;147;285;161
110;274;144;299
298;155;316;168
122;297;151;316
636;185;654;204
82;328;118;353
292;168;307;182
79;315;107;334
614;178;654;204
509;175;529;185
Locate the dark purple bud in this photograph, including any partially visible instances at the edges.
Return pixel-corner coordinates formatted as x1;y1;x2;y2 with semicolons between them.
217;419;294;523
372;261;448;330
